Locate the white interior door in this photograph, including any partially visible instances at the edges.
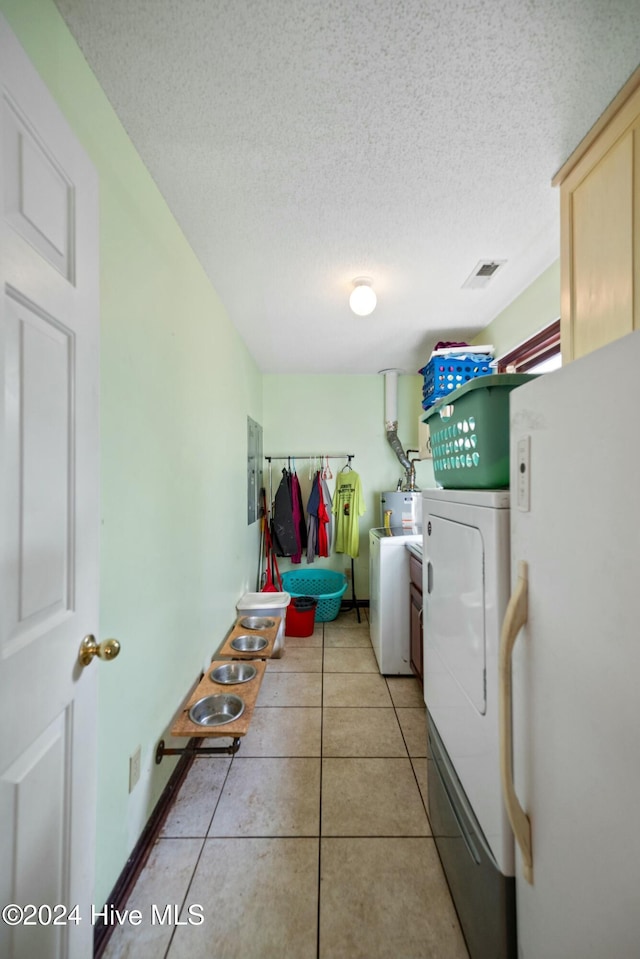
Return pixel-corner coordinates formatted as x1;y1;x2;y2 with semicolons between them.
0;16;100;959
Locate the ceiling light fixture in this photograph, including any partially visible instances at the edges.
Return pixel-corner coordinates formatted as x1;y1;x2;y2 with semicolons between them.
349;277;377;316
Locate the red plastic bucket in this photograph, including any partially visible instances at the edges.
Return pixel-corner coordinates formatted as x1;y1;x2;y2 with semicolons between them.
285;596;317;637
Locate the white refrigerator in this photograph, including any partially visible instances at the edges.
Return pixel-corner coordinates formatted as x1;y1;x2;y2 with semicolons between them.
503;330;640;959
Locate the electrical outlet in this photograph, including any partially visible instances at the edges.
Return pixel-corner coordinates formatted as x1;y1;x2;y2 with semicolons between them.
129;746;141;793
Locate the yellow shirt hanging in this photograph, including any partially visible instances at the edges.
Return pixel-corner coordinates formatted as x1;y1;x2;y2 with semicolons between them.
332;469;366;558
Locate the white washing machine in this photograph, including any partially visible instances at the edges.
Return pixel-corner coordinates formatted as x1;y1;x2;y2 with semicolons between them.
369;527;422;674
422;488;516;959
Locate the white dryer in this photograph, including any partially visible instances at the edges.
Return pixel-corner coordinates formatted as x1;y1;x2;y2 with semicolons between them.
369;527;422;674
422;488;516;959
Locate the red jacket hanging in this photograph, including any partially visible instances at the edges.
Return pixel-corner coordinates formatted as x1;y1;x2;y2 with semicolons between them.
316;477;330;557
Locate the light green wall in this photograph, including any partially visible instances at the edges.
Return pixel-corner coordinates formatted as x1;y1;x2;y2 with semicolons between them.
263;374;435;599
0;0;262;908
473;260;561;356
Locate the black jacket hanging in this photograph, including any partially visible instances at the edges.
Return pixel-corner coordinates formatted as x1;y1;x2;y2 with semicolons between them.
271;469;298;556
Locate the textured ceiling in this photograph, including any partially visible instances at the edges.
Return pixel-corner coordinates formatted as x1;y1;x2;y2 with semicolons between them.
55;0;640;374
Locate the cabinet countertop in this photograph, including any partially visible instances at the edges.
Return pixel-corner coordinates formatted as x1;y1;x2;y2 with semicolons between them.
406;542;423;561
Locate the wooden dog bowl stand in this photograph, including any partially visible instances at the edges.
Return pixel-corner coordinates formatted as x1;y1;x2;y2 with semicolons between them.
155;616;279;763
216;615;281;659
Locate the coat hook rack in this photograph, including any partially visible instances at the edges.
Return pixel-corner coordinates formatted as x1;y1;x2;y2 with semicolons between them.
264;453;355;463
264;452;361;623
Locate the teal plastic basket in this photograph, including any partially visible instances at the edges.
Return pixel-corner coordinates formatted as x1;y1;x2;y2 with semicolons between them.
281;570;348;622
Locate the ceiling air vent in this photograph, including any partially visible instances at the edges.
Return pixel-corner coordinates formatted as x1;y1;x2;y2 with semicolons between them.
462;259;506;290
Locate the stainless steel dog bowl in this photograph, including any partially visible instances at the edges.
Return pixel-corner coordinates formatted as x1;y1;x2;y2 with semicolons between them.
230;634;268;652
210;662;257;685
188;693;245;726
239;616;275;630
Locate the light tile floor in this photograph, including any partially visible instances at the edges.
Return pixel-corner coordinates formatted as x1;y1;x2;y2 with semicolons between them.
102;610;469;959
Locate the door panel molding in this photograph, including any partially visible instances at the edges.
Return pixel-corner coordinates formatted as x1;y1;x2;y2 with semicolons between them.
2;91;75;281
2;287;76;658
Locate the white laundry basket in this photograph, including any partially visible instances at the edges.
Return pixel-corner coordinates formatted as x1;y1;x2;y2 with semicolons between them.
236;592;291;658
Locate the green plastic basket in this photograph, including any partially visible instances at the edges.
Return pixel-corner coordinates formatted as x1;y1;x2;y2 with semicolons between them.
422;374;537;489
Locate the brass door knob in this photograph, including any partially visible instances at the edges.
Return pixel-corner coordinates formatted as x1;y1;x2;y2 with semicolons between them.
78;634;121;667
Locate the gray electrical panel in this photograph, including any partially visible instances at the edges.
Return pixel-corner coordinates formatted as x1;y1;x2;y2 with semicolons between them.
247;416;263;524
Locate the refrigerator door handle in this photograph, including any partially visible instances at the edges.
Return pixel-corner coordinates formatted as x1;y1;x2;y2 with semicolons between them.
426;561;433;594
499;559;534;884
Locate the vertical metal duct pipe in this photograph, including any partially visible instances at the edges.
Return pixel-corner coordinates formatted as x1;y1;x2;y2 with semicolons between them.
380;369;414;486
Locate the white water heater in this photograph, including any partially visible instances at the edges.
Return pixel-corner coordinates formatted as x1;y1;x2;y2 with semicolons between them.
380;491;422;531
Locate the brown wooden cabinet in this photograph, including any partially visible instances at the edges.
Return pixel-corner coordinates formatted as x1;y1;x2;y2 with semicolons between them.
553;67;640;362
409;552;423;684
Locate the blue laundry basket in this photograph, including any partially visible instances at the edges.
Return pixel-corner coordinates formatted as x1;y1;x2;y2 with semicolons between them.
280;569;348;622
419;353;493;410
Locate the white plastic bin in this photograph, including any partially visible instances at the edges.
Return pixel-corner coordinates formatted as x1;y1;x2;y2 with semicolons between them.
236;591;291;658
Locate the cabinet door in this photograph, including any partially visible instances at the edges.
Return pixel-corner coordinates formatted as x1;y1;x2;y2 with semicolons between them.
570;130;634;358
410;582;423;683
557;76;640;362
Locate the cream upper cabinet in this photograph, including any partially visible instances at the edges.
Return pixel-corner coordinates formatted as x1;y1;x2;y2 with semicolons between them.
553;69;640;362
